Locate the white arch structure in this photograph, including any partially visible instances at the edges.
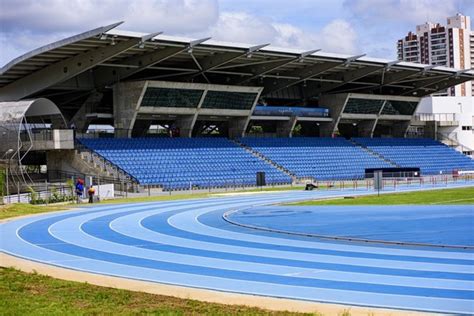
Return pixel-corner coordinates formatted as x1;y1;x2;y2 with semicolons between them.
0;98;66;162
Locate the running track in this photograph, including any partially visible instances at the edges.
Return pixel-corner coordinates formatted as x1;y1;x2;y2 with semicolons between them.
2;184;474;314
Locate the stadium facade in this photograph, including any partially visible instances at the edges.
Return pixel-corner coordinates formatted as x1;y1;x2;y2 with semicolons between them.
1;22;474;191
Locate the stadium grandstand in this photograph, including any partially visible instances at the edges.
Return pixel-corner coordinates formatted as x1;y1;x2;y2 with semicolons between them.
1;22;473;193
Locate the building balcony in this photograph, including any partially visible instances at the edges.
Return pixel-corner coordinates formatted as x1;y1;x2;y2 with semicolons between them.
414;113;459;127
21;129;75;151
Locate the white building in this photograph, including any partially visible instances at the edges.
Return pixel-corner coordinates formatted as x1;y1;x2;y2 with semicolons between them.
471;30;474;95
397;13;472;96
416;96;474;156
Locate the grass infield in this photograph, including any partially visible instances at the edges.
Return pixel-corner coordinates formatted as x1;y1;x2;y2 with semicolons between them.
288;186;474;206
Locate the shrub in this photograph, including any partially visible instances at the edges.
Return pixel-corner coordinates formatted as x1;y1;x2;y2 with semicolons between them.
27;186;39;204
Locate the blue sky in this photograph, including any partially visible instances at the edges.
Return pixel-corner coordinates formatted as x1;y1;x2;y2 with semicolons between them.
1;0;473;67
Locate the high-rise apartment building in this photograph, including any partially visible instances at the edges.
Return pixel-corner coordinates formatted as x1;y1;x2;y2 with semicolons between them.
471;30;474;96
397;32;420;63
397;13;472;96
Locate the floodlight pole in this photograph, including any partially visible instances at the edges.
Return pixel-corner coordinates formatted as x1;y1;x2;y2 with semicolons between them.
5;161;8;199
4;149;14;201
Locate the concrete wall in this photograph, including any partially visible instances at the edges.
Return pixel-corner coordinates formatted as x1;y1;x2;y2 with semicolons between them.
46;150;114;179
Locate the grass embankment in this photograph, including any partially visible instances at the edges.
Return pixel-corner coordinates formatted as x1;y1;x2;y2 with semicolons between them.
0;203;72;221
0;268;317;316
290;186;474;206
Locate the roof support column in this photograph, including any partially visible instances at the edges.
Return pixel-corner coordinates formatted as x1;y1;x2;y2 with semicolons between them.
113;82;147;138
357;120;377;137
70;91;104;133
175;115;196;138
392;120;412;138
228;117;249;139
318;94;350;137
276;116;298;137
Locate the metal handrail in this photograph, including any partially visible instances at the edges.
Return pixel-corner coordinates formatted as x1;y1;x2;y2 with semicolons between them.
75;140;139;183
437;132;474;153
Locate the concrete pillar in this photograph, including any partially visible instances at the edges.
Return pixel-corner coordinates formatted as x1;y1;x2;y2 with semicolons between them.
175;115;196;138
132;120;152;137
113;82;146;138
70;91;104;133
423;121;437;139
318;93;349;137
228;117;248;138
275;117;297;137
392;121;412;138
46;150;81;175
357;120;377;137
51;116;67;129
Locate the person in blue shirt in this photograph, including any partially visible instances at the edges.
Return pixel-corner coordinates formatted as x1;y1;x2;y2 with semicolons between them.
75;179;84;203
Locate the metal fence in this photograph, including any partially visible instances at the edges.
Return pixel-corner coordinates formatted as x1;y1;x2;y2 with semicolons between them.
138;173;474;196
3;183;74;204
2;173;472;204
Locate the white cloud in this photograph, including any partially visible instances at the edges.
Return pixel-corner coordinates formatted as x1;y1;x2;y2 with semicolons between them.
208;12;277;44
318;19;358;54
208;12;360;54
344;0;463;25
0;0;219;34
0;0;220;66
0;0;363;67
124;0;219;34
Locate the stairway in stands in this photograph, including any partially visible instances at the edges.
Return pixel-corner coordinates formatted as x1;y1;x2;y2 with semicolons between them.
231;139;297;182
77;138;292;190
350;139;400;167
352;137;474;175
75;141;137;183
238;137;393;180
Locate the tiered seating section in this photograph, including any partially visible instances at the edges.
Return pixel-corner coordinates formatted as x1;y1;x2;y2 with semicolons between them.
79;138;291;190
239;137;392;180
79;137;474;190
353;138;474;175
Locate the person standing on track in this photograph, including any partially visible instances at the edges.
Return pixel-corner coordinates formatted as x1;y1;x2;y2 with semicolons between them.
75;179;84;203
87;185;96;203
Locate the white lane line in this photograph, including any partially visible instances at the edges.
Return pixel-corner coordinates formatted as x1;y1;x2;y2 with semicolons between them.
161;196;474;260
167;194;474;260
46;203;474;291
106;202;474;274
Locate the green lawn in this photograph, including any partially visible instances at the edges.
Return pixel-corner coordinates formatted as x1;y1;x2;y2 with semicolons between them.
289;186;474;206
0;203;73;221
0;268;318;316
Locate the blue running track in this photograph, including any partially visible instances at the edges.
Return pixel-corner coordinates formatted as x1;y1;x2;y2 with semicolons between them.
1;184;474;314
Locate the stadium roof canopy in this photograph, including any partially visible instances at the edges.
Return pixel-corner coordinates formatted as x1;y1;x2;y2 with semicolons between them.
1;22;473;103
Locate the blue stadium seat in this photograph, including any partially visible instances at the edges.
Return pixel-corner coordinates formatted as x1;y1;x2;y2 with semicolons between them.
353;138;474;175
239;137;392;180
78;137;292;190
